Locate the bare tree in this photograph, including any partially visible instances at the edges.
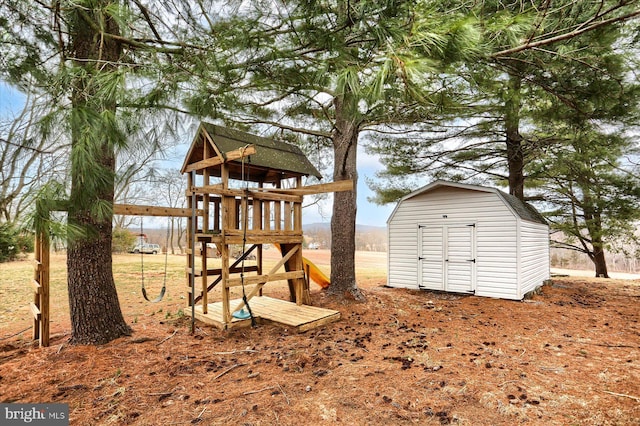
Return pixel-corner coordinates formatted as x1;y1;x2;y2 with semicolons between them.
0;93;66;224
113;117;196;230
150;169;188;254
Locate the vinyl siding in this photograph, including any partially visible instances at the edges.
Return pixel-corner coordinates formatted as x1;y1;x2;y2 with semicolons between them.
388;187;519;297
519;221;550;296
388;185;549;300
387;221;419;288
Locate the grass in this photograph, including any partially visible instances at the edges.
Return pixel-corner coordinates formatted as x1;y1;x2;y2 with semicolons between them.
1;248;380;336
0;253;199;333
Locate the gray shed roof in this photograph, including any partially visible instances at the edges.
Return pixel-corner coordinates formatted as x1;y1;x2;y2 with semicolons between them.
181;123;322;183
389;180;547;225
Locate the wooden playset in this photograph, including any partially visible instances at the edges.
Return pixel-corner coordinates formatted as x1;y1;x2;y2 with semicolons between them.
30;123;350;346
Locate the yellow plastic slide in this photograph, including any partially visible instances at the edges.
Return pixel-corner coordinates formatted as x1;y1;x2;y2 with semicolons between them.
274;244;330;289
303;257;331;289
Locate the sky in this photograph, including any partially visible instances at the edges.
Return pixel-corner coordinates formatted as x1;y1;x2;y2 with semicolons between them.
0;82;26;116
300;147;395;227
1;84;395;227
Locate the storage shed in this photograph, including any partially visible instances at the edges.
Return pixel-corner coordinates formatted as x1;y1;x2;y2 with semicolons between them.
387;180;550;300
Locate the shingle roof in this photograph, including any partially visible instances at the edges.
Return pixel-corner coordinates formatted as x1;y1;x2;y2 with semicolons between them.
181;123;322;183
497;191;547;225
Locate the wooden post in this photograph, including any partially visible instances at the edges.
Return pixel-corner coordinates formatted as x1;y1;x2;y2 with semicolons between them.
264;201;271;231
274;201;281;231
235;198;241;230
294;178;303;233
190;170;197;334
201;239;208;314
274;180;281;230
203;141;211;234
221;164;232;325
255;182;263;296
213;197;220;232
32;234;41;342
32;216;50;347
202;142;211;314
40;231;50;347
294;176;309;303
186;172;195;307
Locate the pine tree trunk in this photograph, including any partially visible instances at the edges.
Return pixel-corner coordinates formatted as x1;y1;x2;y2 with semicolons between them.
583;202;610;279
327;97;365;301
505;74;525;200
67;2;131;344
592;248;609;278
67;218;131;344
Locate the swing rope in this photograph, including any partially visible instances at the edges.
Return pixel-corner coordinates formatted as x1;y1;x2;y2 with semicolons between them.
140;217;169;303
233;145;256;325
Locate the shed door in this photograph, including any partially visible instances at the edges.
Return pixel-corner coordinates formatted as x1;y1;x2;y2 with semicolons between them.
444;225;475;293
418;226;444;290
419;224;475;293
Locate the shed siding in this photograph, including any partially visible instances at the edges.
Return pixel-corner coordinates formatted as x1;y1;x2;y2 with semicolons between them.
388;183;550;300
388;187;520;297
519;221;550;296
387;218;419;288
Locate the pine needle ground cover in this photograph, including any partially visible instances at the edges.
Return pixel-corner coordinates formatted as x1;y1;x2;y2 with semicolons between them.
1;251;639;425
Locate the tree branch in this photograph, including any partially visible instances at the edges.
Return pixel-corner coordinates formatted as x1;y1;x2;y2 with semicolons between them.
240;120;332;139
492;8;640;58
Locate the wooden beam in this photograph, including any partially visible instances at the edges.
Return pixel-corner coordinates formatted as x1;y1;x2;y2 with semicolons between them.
183;145;256;173
230;246;300;314
268;245;300;275
186;265;259;277
40;231;49;347
225;229;302;238
114;204;203;218
188;184;224;195
227;270;305;287
224;235;303;245
202;188;302;203
190;186;302;203
252;179;354;196
30;302;41;320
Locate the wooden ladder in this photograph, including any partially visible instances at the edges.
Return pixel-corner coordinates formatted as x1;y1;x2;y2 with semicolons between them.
31;229;50;347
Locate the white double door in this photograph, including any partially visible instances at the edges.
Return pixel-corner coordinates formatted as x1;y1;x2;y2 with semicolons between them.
419;223;476;293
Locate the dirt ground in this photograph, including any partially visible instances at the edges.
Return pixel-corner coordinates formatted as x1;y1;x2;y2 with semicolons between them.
1;259;639;425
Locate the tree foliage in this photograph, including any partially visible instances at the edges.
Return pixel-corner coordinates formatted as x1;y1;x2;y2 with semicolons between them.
175;0;493;299
0;0;199;344
528;125;640;278
112;226;136;254
0;93;66;225
367;1;640;276
370;1;640;201
0;221;33;262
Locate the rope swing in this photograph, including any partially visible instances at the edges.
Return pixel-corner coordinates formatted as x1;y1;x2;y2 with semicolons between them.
232;145;256;325
139;217;170;303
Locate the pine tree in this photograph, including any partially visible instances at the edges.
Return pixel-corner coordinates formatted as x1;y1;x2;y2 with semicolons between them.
181;0;486;299
0;0;192;344
530;126;640;277
369;0;640;202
